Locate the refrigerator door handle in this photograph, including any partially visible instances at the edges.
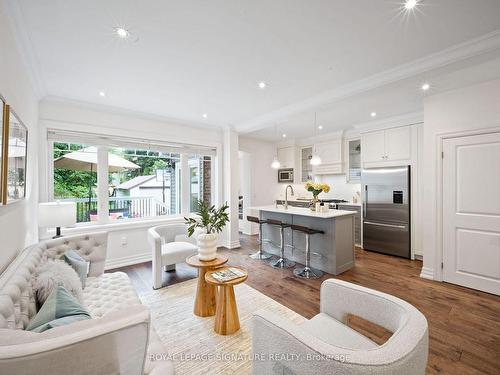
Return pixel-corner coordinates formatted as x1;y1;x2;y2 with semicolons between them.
363;185;367;218
364;221;407;229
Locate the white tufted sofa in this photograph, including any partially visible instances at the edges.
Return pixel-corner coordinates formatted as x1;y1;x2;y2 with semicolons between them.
0;232;174;375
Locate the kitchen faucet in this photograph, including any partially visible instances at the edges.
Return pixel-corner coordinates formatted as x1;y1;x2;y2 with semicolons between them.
284;185;294;209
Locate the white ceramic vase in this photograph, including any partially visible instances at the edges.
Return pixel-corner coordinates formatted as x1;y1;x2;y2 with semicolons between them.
197;232;218;261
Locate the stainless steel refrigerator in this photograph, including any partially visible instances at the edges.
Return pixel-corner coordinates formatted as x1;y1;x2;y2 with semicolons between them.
362;166;410;258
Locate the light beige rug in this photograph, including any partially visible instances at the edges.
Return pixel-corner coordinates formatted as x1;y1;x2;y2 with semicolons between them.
139;278;306;375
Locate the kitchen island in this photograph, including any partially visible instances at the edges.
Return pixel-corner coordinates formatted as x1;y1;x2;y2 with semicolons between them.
249;206;355;275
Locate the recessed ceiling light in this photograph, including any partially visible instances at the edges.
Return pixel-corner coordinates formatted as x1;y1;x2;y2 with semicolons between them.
318;125;323;130
421;83;430;91
99;91;106;97
282;133;287;138
115;27;130;39
371;112;377;117
404;0;418;10
202;113;208;119
258;81;267;89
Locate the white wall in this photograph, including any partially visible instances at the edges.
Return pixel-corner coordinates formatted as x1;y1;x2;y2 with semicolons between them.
422;78;500;280
239;136;279;234
0;3;39;273
38;98;225;268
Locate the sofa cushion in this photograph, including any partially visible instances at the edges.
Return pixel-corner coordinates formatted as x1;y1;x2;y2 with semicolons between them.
301;313;378;350
63;250;90;289
83;272;141;318
33;259;84;306
161;241;198;264
26;286;90;333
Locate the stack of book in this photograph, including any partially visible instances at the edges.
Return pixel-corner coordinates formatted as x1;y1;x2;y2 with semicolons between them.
211;268;246;282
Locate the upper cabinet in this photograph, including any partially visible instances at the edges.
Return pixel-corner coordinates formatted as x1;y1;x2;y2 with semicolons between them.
385;126;411;161
346;139;361;182
361;126;411;166
277;146;295;168
300;146;313;182
312;139;343;174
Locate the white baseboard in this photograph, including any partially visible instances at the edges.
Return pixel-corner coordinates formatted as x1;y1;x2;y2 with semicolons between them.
420;266;434;280
105;252;151;270
414;254;423;261
220;239;241;249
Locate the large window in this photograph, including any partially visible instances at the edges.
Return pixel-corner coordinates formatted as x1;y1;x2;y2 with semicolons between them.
50;135;214;225
108;146;181;220
53;142;98;223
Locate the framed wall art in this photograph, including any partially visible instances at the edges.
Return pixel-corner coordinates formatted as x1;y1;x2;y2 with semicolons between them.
1;103;28;205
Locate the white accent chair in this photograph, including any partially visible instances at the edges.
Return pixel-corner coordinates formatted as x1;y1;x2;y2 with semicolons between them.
148;224;198;289
252;279;428;375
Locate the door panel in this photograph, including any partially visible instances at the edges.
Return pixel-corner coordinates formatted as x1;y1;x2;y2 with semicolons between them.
361;130;385;163
386;126;411;161
443;132;500;295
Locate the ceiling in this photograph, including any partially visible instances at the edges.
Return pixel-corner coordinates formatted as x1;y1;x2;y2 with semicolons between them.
6;0;500;140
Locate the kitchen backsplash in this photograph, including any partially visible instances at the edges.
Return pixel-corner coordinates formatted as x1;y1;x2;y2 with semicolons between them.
276;174;361;202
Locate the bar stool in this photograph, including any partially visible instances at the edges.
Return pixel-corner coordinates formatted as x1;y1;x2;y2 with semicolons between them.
291;224;324;279
267;219;295;269
246;216;272;260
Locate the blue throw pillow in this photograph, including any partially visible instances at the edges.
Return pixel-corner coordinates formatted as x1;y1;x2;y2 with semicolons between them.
27;286;91;333
63;249;89;288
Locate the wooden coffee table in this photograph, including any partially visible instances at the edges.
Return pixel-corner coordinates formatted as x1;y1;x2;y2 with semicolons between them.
205;266;248;335
186;255;228;317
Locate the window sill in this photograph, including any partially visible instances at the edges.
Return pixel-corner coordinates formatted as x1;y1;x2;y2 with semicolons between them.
40;215;193;240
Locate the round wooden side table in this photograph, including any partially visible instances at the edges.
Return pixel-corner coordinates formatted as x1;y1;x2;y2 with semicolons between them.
186;255;228;317
205;266;248;335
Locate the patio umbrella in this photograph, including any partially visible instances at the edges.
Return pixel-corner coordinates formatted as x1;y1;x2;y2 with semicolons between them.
54;146;140;218
54;146;140;172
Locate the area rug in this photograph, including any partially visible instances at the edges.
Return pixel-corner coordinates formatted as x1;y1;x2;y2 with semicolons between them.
139;278;306;375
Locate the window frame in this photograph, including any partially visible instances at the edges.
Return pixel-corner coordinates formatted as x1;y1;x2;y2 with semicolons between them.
45;130;218;229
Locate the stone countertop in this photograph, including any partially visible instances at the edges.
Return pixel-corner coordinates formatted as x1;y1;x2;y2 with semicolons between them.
249;205;355;219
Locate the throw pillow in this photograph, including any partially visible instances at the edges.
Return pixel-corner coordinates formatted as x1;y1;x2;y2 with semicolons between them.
27;286;91;333
34;259;84;306
63;249;90;288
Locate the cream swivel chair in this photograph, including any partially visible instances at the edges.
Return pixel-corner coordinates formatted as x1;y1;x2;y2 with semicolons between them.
148;223;198;289
252;279;428;375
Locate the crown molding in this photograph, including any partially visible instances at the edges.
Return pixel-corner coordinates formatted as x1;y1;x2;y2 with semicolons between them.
236;29;500;133
41;96;224;132
3;0;47;99
353;111;423;133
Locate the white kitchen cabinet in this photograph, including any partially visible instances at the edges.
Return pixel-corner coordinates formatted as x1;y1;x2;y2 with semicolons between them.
312;139;344;174
386;126;411;161
277;146;295;168
361;130;385;163
361;126;411;165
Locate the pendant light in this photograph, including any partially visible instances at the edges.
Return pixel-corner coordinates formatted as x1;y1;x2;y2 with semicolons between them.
310;112;322;166
271;123;281;169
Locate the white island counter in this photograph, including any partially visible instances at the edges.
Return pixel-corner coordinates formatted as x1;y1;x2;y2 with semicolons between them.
249;206;355;275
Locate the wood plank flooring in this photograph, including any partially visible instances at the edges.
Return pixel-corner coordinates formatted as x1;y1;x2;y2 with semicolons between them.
111;234;500;374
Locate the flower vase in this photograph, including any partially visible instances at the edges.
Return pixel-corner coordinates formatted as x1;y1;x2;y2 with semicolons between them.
310;195;320;211
197;232;218;261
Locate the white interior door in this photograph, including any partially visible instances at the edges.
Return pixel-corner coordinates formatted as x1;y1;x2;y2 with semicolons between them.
442;131;500;295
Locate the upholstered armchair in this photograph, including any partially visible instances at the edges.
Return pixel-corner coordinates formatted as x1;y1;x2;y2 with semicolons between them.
252;279;428;375
148;223;198;289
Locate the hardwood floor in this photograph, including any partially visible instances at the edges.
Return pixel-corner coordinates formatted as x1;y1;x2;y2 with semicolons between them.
111;234;500;374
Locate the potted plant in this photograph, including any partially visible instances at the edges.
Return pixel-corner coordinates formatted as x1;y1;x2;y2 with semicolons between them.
305;181;331;211
184;199;230;261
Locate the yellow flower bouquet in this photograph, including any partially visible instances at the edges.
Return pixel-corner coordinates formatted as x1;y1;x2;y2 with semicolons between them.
305;181;330;211
305;181;330;197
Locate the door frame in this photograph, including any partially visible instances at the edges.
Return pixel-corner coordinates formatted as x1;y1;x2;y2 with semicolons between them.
436;125;500;282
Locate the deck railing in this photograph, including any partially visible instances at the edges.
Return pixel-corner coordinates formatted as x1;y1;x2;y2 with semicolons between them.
59;196;171;222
